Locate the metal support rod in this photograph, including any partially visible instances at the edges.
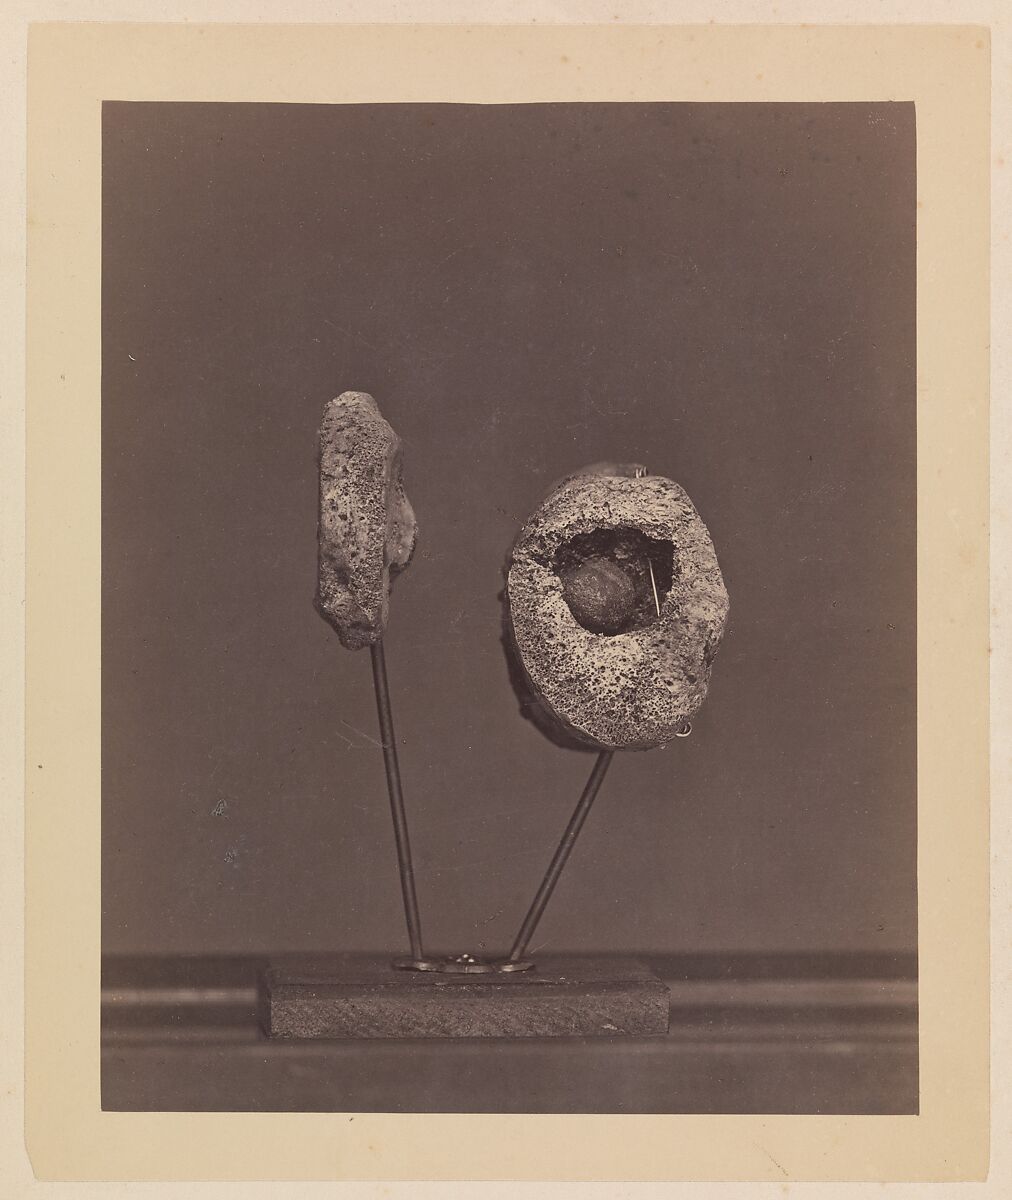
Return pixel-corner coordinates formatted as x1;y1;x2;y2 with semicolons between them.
508;749;615;963
369;639;424;961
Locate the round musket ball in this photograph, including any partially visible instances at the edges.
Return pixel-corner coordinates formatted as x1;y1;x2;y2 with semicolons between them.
559;557;637;635
506;465;729;750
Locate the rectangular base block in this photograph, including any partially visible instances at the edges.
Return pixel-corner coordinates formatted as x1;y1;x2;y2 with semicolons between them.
261;955;669;1039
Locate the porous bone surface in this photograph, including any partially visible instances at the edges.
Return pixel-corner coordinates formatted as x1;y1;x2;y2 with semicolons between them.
316;392;417;650
507;468;729;749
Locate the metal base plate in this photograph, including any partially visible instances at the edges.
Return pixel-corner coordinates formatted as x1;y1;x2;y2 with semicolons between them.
392;953;534;974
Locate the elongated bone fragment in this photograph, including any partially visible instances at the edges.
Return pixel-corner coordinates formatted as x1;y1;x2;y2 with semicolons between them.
316;392;417;650
506;464;729;750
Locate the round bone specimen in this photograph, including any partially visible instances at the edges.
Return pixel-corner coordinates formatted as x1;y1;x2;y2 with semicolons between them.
507;465;729;750
315;392;417;650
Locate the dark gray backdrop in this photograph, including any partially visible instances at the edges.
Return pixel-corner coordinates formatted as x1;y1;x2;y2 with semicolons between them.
102;101;916;961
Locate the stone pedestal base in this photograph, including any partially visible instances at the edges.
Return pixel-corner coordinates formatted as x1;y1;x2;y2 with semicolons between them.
260;955;669;1039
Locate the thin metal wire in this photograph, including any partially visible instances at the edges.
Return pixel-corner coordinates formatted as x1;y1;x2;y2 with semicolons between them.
647;558;661;616
369;639;424;961
508;749;615;963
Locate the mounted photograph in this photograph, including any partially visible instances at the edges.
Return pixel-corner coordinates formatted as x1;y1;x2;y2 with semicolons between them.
100;98;918;1115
